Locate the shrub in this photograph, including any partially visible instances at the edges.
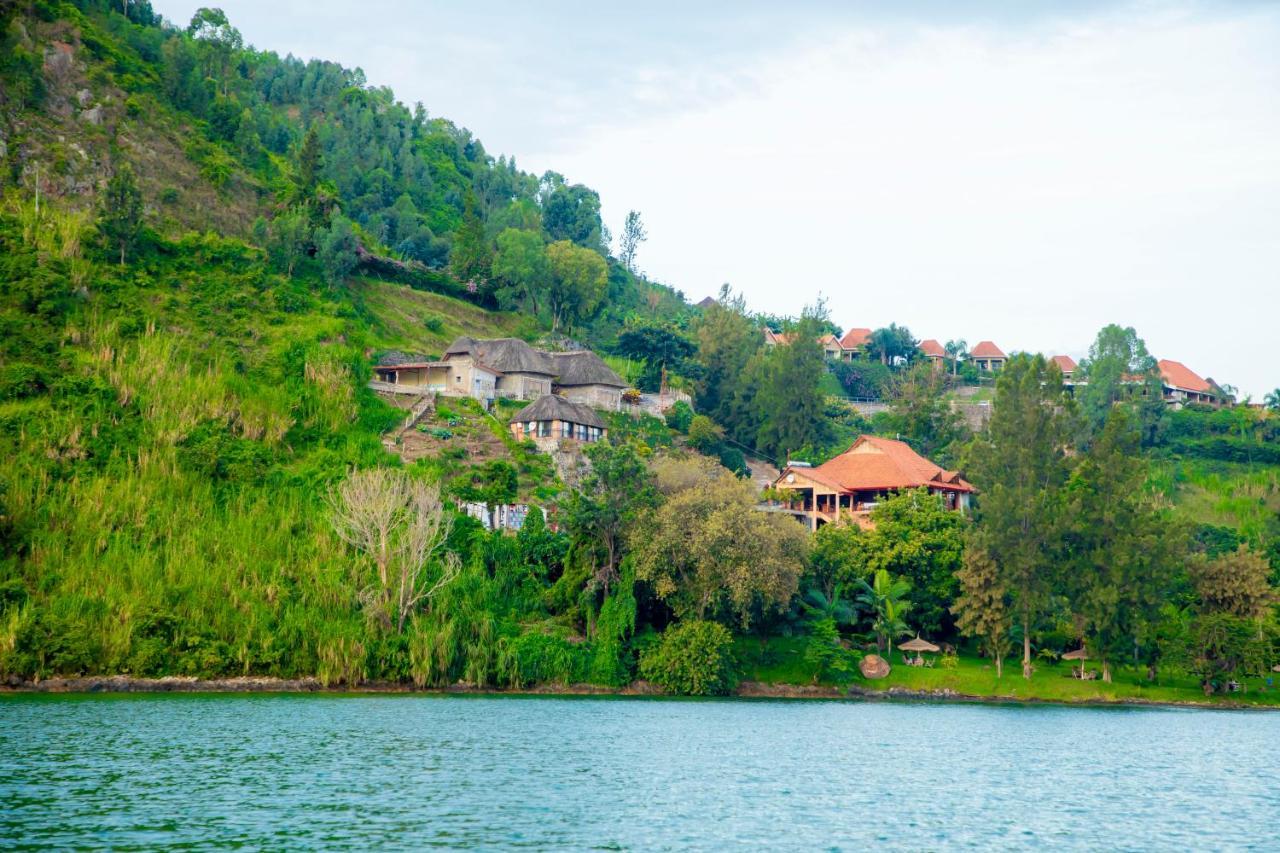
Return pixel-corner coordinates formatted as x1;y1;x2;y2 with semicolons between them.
639;620;738;696
423;315;444;334
664;400;693;433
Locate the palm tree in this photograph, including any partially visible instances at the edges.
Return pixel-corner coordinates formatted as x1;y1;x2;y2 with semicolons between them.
799;584;856;628
855;569;912;658
1265;388;1280;413
945;339;968;376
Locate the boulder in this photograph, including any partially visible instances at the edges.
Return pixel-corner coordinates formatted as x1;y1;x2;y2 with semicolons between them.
859;654;891;680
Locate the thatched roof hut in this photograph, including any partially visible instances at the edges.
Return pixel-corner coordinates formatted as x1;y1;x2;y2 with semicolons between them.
899;637;940;653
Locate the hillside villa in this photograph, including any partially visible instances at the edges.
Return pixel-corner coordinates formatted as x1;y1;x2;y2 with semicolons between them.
1051;354;1078;382
969;340;1006;372
373;337;626;409
1155;359;1222;408
772;435;973;530
919;339;948;370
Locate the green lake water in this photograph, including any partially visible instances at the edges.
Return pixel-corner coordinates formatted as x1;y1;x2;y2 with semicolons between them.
1;694;1276;850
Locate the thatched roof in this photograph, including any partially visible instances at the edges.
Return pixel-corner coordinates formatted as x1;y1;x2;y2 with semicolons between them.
511;394;606;429
1061;647;1089;661
899;637;940;653
445;337;556;376
551;351;625;388
377;349;431;367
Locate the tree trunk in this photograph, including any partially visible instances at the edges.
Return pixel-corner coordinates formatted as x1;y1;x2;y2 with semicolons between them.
1022;616;1033;679
1102;660;1112;683
995;652;1003;679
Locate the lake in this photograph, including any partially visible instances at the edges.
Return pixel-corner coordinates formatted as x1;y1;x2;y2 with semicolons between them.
1;694;1275;850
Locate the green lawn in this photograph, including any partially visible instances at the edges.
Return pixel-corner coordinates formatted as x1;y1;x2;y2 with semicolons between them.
736;638;1280;706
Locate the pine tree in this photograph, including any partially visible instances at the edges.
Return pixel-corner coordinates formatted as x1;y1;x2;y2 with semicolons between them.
967;354;1076;678
98;163;143;266
953;544;1012;678
449;190;492;288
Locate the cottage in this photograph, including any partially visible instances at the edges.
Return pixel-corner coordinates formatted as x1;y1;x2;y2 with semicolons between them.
819;333;844;360
374;350;499;404
919;339;947;370
550;351;627;411
510;394;607;448
763;328;794;347
772;435;973;530
444;337;556;401
838;327;873;360
1051;355;1078;383
1157;359;1219;408
970;340;1006;372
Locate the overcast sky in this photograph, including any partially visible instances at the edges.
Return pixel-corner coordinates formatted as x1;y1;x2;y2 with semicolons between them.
155;1;1279;397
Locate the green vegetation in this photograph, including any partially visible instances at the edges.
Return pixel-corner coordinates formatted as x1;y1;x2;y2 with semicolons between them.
0;2;1275;705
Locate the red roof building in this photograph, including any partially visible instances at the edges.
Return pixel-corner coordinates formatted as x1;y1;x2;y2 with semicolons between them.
1157;359;1219;407
1051;355;1078;381
970;340;1006;372
839;327;873;350
773;435;973;530
919;339;947;370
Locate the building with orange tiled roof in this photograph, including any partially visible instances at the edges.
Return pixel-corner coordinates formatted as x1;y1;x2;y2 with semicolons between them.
919;339;947;371
772;435;973;531
969;340;1006;372
1050;355;1078;382
1157;359;1219;407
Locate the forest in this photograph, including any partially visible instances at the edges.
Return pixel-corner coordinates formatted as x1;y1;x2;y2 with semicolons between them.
0;1;1277;700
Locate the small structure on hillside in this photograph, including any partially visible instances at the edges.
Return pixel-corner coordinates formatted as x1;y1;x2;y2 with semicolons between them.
445;336;556;402
838;327;873;359
1051;354;1078;383
510;394;607;449
919;339;947;371
969;340;1006;372
1157;359;1221;408
772;435;973;531
550;350;627;410
373;350;498;404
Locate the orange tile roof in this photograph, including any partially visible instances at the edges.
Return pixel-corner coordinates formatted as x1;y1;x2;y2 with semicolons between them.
970;340;1005;358
785;435;973;494
919;339;946;358
1051;355;1077;373
1158;359;1212;393
763;329;794;346
839;327;872;349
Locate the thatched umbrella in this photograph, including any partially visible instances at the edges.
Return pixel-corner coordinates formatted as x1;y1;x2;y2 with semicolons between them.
899;636;940;665
1062;647;1088;678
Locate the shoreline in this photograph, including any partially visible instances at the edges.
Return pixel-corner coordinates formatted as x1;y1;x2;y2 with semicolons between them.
2;675;1274;710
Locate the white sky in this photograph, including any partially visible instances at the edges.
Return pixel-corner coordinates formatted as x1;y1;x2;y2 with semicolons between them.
154;1;1280;397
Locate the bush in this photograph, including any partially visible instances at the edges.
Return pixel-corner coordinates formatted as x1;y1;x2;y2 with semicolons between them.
639;620;738;695
665;400;693;433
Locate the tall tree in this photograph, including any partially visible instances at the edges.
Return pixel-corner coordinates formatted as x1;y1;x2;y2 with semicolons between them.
867;323;917;366
616;325;695;392
1189;545;1277;624
450;191;493;289
967;354;1075;678
295;125;322;204
753;304;830;461
98;162;143;266
317;214;358;287
544;239;607;331
1064;406;1178;681
618;210;647;272
491;227;548;314
855;569;912;658
944;339;968;376
564;440;658;595
187;7;242;95
1076;324;1164;441
953;544;1012;677
693;285;760;428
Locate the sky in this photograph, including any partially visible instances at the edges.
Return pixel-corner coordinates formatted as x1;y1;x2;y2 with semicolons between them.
154;1;1280;397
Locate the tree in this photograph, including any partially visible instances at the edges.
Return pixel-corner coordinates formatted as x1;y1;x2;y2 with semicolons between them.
540;176;603;250
1190;545;1277;623
867;323;917;366
98;163;144;266
693;285;760;429
855;569;912;658
618;210;647;272
944;339;968;376
327;469;460;632
317;215;358;287
809;522;871;600
491;228;548;314
295;125;322;204
450;190;492;288
544;240;607;331
953;545;1012;677
476;460;518;530
630;469;809;629
187;7;242;95
265;207;311;278
1064;406;1179;681
1076;324;1163;440
864;490;966;638
616;325;695;392
752;303;830;461
967;354;1075;678
564;440;657;595
1264;389;1280;412
686;415;724;454
884;363;967;464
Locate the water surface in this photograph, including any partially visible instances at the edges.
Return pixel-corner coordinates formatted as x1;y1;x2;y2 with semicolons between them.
2;694;1275;850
